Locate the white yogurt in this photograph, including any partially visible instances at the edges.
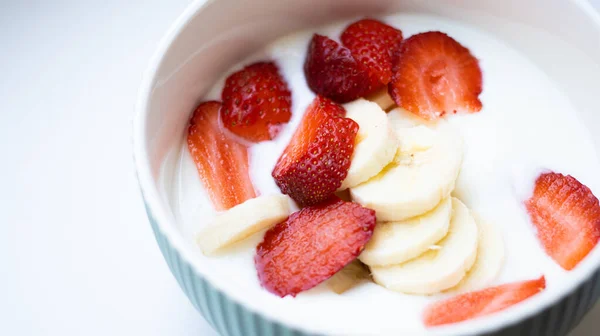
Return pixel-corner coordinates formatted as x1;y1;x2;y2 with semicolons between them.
168;13;600;335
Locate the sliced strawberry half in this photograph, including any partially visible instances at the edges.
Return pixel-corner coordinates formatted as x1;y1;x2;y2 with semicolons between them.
255;197;376;297
221;61;292;142
187;101;257;211
423;276;546;327
272;96;358;206
525;172;600;270
341;18;403;85
388;31;483;120
304;34;379;103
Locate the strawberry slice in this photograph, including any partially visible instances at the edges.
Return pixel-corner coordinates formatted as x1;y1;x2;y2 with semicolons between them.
341;18;403;85
221;61;292;142
388;31;483;120
272;96;358;206
423;276;546;327
187;101;257;211
525;172;600;270
304;34;379;103
255;197;376;297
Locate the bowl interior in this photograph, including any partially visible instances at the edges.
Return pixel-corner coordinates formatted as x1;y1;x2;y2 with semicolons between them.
135;0;600;334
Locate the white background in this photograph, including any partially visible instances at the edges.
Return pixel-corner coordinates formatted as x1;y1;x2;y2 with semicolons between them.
0;0;598;335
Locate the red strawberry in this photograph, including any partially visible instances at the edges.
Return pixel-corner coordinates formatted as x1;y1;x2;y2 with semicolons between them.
187;101;257;211
304;34;379;103
525;172;600;270
341;18;403;85
221;61;292;142
272;96;358;206
255;198;376;297
388;31;483;120
423;276;546;327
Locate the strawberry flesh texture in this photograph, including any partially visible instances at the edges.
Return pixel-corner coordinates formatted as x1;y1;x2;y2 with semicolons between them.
423;276;546;327
525;172;600;270
304;34;379;103
255;198;376;297
341;18;403;85
389;31;482;120
272;96;358;206
187;101;256;211
221;62;292;142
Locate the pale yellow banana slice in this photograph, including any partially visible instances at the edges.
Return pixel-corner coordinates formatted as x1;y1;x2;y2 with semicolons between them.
370;198;478;294
359;198;452;267
365;88;396;111
195;194;291;255
350;109;463;222
449;213;505;292
340;99;398;190
327;260;370;294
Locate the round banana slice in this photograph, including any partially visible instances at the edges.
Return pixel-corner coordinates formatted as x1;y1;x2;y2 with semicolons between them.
387;106;437;129
359;197;452;267
449;213;505;293
327;260;370;294
340;99;398;190
370;198;478;295
350;109;463;222
195;194;291;255
366;88;396;111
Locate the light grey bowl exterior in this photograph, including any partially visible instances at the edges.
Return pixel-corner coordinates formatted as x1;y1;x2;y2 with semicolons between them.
143;200;600;336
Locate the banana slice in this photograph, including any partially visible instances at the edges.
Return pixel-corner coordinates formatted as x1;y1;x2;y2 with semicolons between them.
387;106;436;128
450;213;505;292
350;109;463;222
370;198;478;294
327;260;370;294
365;88;396;111
359;198;452;267
340;99;398;190
195;194;291;255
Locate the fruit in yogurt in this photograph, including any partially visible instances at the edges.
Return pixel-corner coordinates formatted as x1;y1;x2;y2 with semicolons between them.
366;88;396;111
389;31;482;120
423;276;546;326
304;19;403;104
341;18;403;86
187;101;256;210
304;34;378;103
327;260;370;294
525;172;600;270
221;61;292;142
359;197;452;267
195;194;291;255
370;198;478;294
255;198;376;297
339;99;398;190
450;213;505;292
351;108;464;222
272;96;358;206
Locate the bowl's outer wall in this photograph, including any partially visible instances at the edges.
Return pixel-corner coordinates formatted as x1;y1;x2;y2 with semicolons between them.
137;0;600;334
145;198;600;336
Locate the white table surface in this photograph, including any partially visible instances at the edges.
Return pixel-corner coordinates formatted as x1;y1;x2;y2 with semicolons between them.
0;1;598;335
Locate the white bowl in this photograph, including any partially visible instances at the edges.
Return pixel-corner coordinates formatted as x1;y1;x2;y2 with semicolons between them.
133;0;600;335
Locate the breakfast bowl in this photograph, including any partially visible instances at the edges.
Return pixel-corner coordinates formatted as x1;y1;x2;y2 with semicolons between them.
133;0;600;335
